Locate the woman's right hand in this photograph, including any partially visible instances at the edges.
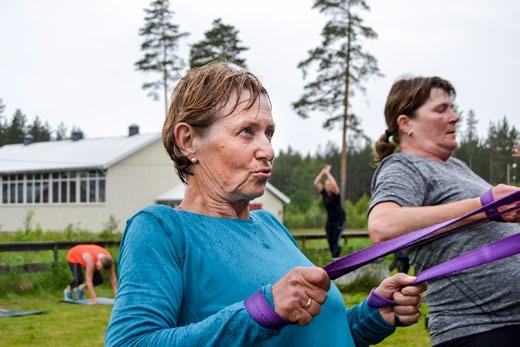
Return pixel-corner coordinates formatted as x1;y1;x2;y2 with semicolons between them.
271;267;330;326
490;184;520;222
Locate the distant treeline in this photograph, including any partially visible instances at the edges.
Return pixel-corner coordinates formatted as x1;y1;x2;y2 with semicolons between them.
0;100;80;146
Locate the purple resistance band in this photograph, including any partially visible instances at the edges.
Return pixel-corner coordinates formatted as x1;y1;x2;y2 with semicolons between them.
480;189;505;222
324;190;520;281
246;190;520;327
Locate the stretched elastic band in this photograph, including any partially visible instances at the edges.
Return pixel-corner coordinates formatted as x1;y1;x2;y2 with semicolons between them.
367;288;395;308
244;290;291;329
480;189;505;222
324;191;520;280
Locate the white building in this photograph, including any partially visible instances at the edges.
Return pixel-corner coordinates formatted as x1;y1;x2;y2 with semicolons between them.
0;127;290;232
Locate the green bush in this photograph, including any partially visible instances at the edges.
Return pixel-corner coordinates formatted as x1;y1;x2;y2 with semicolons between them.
99;215;121;240
284;198;326;229
284;194;370;229
345;194;370;229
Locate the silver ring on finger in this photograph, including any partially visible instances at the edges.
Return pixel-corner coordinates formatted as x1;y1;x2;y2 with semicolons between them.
304;298;312;309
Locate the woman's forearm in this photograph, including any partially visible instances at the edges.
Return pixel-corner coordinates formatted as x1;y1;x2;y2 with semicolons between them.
368;198;483;242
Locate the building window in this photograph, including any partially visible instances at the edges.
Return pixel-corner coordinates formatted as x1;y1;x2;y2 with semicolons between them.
0;170;106;205
0;175;24;204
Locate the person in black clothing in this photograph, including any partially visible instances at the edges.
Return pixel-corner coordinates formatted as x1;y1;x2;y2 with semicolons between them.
313;164;345;258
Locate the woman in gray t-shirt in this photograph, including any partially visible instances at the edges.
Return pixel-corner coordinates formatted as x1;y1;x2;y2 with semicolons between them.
368;76;520;346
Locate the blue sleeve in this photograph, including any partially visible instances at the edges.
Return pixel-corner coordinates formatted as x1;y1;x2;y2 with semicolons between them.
105;211;280;347
346;300;395;346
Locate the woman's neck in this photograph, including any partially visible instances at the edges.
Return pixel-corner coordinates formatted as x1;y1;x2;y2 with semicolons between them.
400;141;452;163
179;181;250;220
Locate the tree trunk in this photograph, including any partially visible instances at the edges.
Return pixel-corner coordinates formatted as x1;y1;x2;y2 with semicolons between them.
340;1;353;205
161;12;168;118
163;68;168;117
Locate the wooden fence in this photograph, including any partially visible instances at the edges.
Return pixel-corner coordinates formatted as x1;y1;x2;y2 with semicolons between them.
0;240;120;274
0;232;369;274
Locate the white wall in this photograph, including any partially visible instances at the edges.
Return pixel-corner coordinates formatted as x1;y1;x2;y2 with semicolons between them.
0;204;106;231
251;189;285;221
105;139;180;231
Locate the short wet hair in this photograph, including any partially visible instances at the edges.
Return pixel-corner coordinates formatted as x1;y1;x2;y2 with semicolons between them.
162;61;269;183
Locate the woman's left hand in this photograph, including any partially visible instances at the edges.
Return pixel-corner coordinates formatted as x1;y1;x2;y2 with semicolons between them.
373;273;427;327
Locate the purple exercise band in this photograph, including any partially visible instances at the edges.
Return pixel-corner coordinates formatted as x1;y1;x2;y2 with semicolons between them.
325;190;520;280
244;290;291;329
366;288;396;308
480;188;505;222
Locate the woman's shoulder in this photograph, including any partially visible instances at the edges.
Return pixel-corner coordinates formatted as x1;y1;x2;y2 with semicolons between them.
374;152;424;177
380;151;424;165
125;204;187;238
251;210;298;245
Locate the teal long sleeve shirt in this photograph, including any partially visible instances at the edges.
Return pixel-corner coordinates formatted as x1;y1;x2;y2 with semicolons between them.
105;205;394;346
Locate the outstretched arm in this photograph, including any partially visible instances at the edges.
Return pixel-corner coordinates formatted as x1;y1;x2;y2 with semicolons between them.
83;255;97;304
109;265;118;296
368;184;520;243
313;168;325;192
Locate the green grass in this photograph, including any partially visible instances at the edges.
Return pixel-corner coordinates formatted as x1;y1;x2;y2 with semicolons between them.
0;289;430;346
0;289;114;346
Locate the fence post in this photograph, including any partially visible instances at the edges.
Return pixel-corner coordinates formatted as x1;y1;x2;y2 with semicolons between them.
53;244;59;269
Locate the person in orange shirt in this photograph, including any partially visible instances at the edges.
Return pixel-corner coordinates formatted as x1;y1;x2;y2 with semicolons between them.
64;244;117;304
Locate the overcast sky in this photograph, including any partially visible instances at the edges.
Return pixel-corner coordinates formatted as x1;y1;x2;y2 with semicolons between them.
1;0;519;154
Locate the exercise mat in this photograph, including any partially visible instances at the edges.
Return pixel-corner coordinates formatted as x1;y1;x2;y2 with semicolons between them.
60;297;114;305
0;309;49;317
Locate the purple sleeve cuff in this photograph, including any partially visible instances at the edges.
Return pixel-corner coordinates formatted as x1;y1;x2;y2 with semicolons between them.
244;290;292;330
367;288;395;308
480;189;505;222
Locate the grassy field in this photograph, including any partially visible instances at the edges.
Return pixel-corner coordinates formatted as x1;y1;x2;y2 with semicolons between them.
1;229;430;346
0;289;429;346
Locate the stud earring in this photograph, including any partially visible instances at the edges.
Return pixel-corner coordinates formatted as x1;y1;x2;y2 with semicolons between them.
190;157;198;163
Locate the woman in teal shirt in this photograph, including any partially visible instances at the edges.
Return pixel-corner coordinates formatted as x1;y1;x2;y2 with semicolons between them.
105;62;426;346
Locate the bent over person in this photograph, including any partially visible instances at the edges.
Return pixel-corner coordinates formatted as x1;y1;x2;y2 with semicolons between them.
369;76;520;346
105;62;427;346
65;244;117;304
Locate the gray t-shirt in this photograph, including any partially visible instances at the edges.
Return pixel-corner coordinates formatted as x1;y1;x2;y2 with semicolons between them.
370;152;520;345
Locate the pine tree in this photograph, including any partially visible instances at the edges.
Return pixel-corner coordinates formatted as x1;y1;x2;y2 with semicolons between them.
189;18;249;68
0;99;6;146
55;122;67;141
28;116;52;142
486;117;518;184
135;0;188;116
463;109;479;168
293;0;382;203
5;109;27;144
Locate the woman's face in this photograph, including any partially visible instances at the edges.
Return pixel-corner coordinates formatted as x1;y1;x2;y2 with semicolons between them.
406;87;460;159
193;91;275;203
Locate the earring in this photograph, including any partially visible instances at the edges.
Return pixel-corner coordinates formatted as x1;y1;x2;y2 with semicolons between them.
190;157;198;163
